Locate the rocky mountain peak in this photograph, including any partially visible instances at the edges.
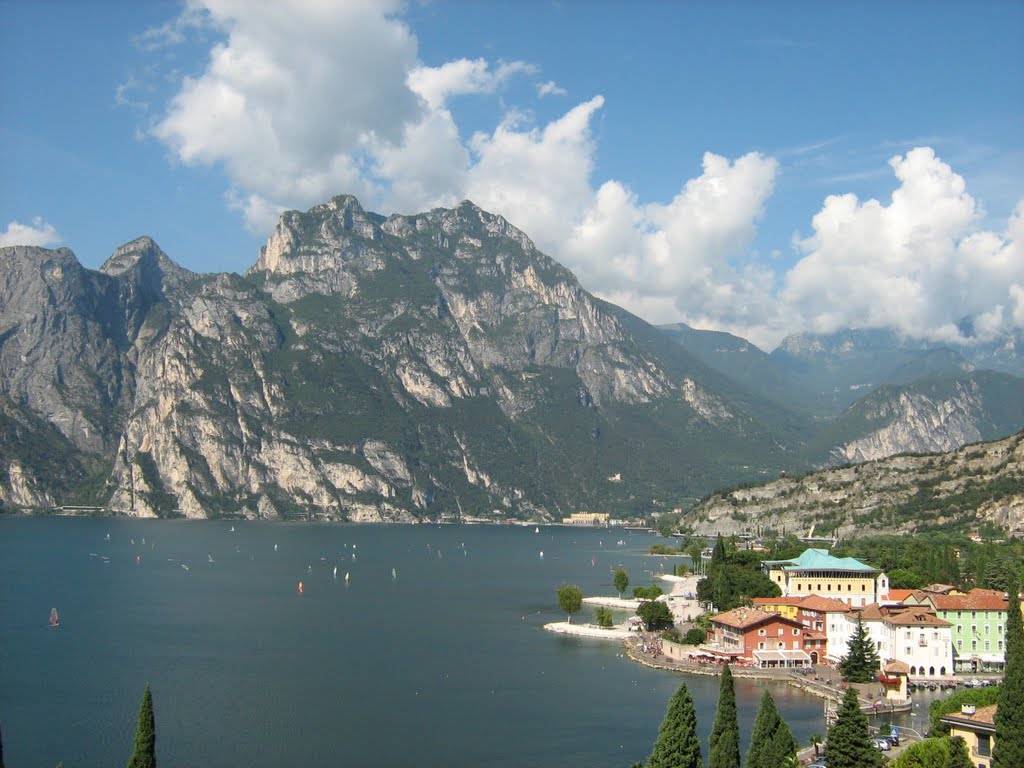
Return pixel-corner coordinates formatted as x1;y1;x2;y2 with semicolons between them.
100;236;193;296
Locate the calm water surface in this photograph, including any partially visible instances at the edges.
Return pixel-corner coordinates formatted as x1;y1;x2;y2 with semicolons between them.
1;518;828;767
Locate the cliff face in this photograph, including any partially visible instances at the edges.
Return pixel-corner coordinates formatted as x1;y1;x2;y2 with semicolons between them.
686;430;1024;538
1;195;1022;521
0;197;778;519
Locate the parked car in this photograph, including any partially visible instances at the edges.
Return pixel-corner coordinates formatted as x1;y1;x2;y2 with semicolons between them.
871;738;891;751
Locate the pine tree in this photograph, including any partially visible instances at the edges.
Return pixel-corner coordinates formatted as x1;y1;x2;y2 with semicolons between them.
744;690;797;768
712;535;728;566
824;687;882;768
947;735;972;768
839;617;881;683
126;685;156;768
648;682;702;768
709;663;741;768
992;581;1024;768
1;720;5;768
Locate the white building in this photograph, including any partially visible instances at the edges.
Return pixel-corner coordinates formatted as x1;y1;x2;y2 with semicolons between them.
858;604;954;678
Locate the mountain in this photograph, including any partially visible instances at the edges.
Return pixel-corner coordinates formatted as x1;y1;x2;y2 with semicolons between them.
2;195;1022;521
683;429;1024;539
0;197;806;520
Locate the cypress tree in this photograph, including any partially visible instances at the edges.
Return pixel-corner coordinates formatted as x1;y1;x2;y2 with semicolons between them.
947;735;972;768
744;689;797;768
824;687;882;768
1;720;4;768
993;581;1024;768
709;663;741;768
126;685;156;768
712;535;727;566
838;617;881;683
648;682;702;768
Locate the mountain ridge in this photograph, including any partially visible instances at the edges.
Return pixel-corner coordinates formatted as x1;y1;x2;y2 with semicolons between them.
1;195;1022;521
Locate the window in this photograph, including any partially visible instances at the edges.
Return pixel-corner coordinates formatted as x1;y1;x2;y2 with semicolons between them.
777;642;784;649
957;625;963;633
793;628;799;636
984;624;990;634
758;642;765;650
758;629;766;636
999;640;1004;651
985;640;990;651
972;640;978;651
998;624;1003;634
778;628;784;636
978;734;991;757
972;611;977;619
905;646;911;655
972;625;977;635
957;640;963;650
861;583;866;591
905;631;912;640
817;584;821;592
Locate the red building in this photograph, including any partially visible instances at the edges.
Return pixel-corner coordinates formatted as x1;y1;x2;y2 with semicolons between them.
704;607;812;668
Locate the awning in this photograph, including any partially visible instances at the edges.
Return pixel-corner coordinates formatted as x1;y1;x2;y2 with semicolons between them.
753;649;812;664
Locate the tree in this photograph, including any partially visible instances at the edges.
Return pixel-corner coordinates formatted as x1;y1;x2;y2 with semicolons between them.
633;585;664;600
888;567;925;590
838;617;881;683
638;600;673;631
1;720;4;768
126;685;156;768
993;580;1024;767
683;626;707;645
888;737;949;768
593;606;614;628
556;584;583;623
712;535;727;566
708;663;741;768
648;682;702;768
946;735;972;768
745;689;797;768
614;568;630;599
824;686;883;768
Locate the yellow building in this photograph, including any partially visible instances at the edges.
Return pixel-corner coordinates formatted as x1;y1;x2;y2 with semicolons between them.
562;512;610;526
761;548;889;607
750;597;803;620
941;703;996;767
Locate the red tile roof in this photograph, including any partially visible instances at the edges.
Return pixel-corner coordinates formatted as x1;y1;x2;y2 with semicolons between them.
711;607;798;630
942;704;997;729
798;595;853;612
932;589;1008;612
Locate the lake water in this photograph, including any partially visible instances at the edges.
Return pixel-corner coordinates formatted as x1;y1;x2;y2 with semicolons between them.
1;518;828;767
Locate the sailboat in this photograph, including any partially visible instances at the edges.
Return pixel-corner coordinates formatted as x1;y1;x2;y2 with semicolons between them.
49;607;60;628
534;527;539;534
392;568;397;580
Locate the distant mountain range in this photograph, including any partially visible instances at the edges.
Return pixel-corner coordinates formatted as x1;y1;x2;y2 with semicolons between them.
1;194;1022;521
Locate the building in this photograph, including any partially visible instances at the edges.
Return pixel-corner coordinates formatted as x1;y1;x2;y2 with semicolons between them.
703;607;811;668
561;512;610;526
761;548;889;607
852;603;954;677
941;703;997;767
905;589;1008;673
753;594;852;663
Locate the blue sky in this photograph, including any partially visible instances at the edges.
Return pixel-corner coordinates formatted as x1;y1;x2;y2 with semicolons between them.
1;0;1022;349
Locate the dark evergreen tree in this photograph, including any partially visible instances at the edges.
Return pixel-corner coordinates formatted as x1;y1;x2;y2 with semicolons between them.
712;535;728;566
126;685;156;768
838;617;881;683
946;735;972;768
824;687;882;768
744;689;797;768
648;682;702;768
709;663;740;768
993;581;1024;768
1;720;4;768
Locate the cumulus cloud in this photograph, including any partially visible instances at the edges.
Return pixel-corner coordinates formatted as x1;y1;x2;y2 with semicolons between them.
143;4;1022;351
783;147;1023;345
0;217;62;248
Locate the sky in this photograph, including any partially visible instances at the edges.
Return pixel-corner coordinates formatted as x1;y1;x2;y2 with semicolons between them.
1;0;1022;351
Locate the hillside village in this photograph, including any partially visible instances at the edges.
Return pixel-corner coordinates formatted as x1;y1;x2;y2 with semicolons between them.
665;547;1014;688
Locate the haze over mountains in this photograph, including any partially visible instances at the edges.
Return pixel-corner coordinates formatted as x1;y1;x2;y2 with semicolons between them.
1;195;1022;521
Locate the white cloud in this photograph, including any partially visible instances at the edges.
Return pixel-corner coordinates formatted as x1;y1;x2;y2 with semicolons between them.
0;217;62;248
407;58;535;110
782;147;1023;345
144;5;1022;351
537;80;566;98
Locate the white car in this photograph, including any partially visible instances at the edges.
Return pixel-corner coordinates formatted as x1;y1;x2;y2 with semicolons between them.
871;738;891;751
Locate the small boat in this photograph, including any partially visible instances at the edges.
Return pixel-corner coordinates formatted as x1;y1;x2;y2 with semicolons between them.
539;551;544;559
230;526;235;532
392;568;397;580
534;527;539;534
208;554;215;563
333;565;338;579
181;564;190;571
274;544;278;551
298;581;304;594
344;572;350;583
49;608;60;628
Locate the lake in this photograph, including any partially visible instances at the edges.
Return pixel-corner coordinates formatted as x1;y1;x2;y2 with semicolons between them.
1;518;828;767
